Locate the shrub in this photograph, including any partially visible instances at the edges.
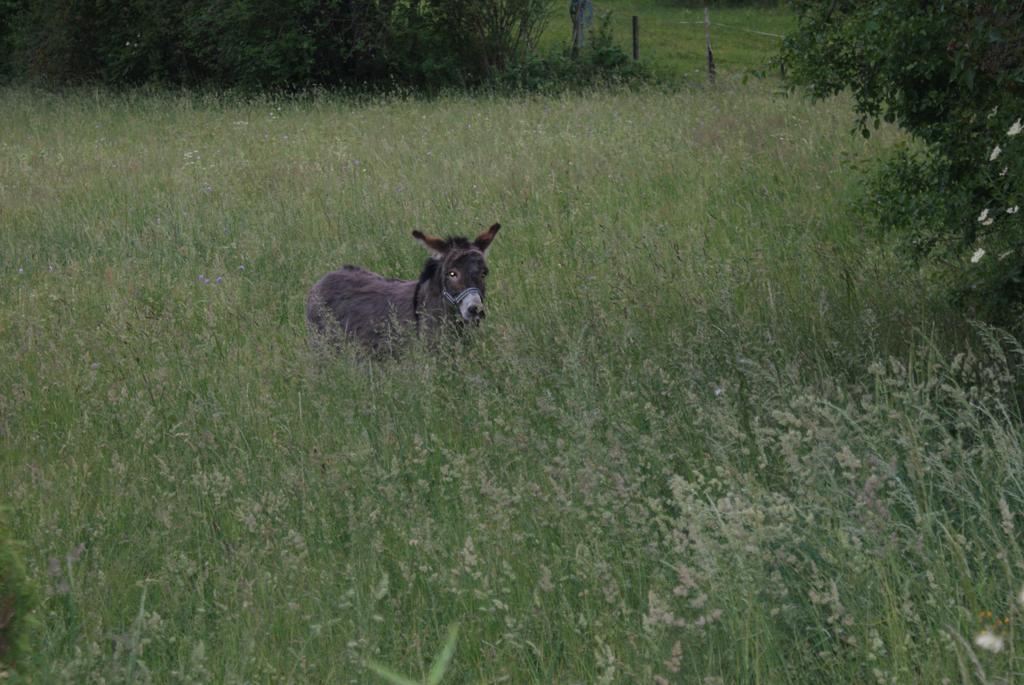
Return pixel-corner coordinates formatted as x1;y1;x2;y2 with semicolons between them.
0;507;37;678
0;0;558;89
782;1;1024;325
496;12;647;92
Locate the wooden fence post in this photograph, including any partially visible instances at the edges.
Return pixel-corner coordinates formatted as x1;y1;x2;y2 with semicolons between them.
704;6;715;84
632;16;639;61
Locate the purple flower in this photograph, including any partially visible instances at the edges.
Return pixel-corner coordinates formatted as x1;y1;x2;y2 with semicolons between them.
215;276;223;284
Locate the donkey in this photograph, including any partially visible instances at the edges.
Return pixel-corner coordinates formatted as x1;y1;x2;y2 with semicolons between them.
306;223;501;352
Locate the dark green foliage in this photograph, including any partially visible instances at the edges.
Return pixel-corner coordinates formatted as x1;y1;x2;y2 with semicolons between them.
2;0;395;88
782;1;1024;324
498;12;647;91
0;507;37;677
0;0;19;77
0;0;558;89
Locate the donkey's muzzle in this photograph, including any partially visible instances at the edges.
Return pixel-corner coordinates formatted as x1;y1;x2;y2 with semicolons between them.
445;287;485;324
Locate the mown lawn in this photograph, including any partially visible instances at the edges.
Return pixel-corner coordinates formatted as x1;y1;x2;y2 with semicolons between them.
540;1;794;80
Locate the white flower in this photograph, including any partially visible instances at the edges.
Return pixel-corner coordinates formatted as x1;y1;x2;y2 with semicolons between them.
1008;206;1019;215
1010;118;1023;137
1001;167;1009;177
971;248;986;263
978;209;990;222
975;630;1005;653
990;145;1002;161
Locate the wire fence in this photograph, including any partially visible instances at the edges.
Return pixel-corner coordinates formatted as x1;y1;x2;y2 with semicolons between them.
622;9;788;81
677;20;784;40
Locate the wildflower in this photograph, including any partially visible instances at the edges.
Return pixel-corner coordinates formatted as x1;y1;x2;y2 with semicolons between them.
1008;206;1019;214
238;264;245;271
978;209;994;226
17;267;23;274
990;145;1002;162
1001;167;1009;177
215;276;223;284
971;248;986;263
975;630;1005;653
1010;118;1023;137
538;565;555;593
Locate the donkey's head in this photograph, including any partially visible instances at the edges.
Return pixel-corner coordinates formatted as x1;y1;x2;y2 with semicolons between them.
413;223;501;324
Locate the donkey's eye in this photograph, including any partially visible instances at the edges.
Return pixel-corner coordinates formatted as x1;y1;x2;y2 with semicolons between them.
447;271;457;279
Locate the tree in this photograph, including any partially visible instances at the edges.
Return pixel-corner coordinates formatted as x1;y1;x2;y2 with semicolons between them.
782;1;1024;322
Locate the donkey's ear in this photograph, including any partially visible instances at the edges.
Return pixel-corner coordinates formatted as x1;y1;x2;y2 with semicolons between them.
473;223;501;254
412;230;447;259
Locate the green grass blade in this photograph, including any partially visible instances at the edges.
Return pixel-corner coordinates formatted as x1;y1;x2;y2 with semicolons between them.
426;624;460;685
366;660;421;685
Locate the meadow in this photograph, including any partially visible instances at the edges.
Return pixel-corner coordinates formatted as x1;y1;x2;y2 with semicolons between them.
2;78;1024;684
540;1;794;80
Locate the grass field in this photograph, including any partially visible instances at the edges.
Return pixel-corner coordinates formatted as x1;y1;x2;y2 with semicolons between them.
2;80;1024;683
540;1;794;80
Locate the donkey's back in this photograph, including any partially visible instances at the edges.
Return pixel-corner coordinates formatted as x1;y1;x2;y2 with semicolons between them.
306;265;417;349
307;224;501;353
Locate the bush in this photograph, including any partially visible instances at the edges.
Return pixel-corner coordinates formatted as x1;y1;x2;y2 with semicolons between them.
0;0;558;90
782;1;1024;325
496;12;646;91
0;507;37;678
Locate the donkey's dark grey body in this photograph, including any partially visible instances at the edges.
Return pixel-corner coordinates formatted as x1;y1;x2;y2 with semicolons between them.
306;266;441;349
306;224;500;351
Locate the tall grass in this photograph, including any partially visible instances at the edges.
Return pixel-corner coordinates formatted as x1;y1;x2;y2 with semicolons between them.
1;84;1021;683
